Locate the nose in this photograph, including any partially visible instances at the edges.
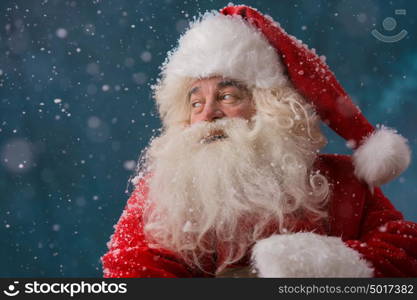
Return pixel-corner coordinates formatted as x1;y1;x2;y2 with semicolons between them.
200;100;224;122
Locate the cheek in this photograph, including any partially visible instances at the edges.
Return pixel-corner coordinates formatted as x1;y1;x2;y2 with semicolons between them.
189;114;200;125
227;103;255;120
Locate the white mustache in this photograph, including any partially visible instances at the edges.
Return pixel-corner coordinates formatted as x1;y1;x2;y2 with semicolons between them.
183;118;253;145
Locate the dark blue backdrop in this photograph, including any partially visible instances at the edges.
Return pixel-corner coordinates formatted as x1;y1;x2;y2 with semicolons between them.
1;0;416;277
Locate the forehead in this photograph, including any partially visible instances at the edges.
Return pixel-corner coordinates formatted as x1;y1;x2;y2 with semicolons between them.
188;76;246;94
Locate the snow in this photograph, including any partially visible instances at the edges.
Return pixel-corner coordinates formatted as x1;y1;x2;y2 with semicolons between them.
378;225;387;232
56;28;68;39
140;51;152;62
182;221;193;232
0;0;414;279
1;138;33;173
345;139;357;149
87;116;101;129
83;24;96;36
123;160;136;171
357;13;367;23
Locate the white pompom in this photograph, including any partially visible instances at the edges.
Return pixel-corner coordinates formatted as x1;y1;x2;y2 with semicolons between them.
353;126;411;187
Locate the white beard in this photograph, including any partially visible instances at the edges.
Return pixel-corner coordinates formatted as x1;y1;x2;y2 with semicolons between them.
141;115;329;272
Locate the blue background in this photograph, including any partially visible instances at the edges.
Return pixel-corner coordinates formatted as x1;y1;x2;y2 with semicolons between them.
0;0;416;277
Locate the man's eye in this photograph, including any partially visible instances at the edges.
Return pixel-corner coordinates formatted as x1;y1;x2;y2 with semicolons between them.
191;101;202;108
221;94;235;101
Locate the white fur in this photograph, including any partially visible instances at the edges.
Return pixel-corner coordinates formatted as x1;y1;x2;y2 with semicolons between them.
142;87;329;272
353;126;411;187
155;12;288;127
165;12;287;88
252;232;374;277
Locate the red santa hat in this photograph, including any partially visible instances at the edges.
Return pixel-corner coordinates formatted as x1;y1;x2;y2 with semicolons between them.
154;5;410;187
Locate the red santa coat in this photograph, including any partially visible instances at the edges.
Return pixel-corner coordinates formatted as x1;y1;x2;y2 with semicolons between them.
101;154;417;277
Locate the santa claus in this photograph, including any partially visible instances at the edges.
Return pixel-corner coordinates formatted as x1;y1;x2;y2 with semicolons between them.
101;5;417;277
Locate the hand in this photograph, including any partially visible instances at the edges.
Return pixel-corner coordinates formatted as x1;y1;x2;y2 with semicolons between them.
252;232;373;277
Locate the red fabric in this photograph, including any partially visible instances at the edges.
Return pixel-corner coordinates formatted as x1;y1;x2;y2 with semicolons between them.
101;181;212;278
101;154;417;277
221;5;374;148
316;155;417;277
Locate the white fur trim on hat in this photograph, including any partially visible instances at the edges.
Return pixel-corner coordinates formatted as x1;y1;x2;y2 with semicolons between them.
154;12;288;127
353;126;411;187
164;12;287;89
252;232;374;277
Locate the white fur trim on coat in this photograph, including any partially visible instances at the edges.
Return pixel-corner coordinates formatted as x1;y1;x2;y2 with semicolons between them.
353;126;411;187
252;232;374;277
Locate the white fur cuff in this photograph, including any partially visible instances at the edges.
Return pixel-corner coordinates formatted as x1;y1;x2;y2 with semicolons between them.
353;126;411;187
252;232;374;277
